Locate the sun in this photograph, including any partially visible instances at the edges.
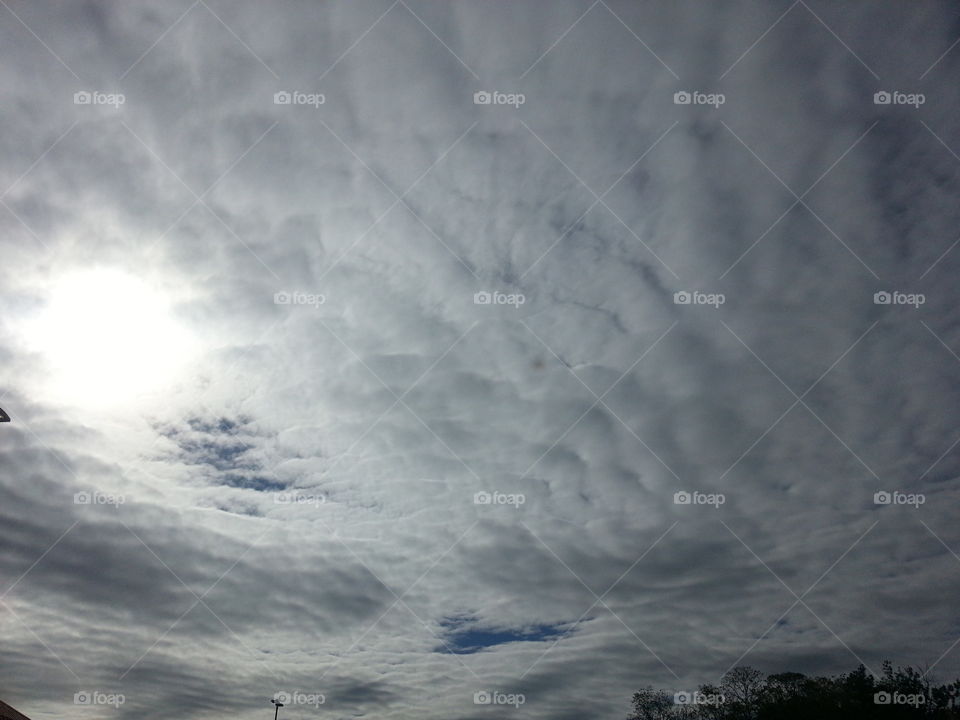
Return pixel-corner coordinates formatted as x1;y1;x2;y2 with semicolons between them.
25;268;196;411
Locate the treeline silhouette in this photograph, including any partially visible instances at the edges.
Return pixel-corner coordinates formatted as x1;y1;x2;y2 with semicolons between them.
629;662;960;719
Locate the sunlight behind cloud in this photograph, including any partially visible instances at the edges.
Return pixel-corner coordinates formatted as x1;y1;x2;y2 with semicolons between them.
23;268;196;411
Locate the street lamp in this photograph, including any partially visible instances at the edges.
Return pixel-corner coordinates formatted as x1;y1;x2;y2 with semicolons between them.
271;698;284;720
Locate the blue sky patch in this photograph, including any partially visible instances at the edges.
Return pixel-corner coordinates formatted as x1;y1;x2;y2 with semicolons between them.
437;616;574;654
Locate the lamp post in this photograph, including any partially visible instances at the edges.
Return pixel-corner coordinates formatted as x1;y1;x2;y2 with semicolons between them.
271;698;284;720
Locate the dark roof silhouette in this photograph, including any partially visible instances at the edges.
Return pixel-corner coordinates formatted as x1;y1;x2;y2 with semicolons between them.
0;699;31;720
0;407;9;422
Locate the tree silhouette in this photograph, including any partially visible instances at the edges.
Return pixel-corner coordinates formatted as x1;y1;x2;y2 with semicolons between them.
628;687;674;720
628;662;960;719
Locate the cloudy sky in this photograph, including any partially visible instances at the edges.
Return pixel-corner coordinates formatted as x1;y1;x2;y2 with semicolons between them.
2;1;960;718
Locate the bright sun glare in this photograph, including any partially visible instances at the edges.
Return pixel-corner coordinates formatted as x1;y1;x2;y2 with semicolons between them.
26;269;195;410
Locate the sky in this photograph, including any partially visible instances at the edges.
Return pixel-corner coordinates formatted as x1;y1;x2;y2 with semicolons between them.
2;1;960;718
